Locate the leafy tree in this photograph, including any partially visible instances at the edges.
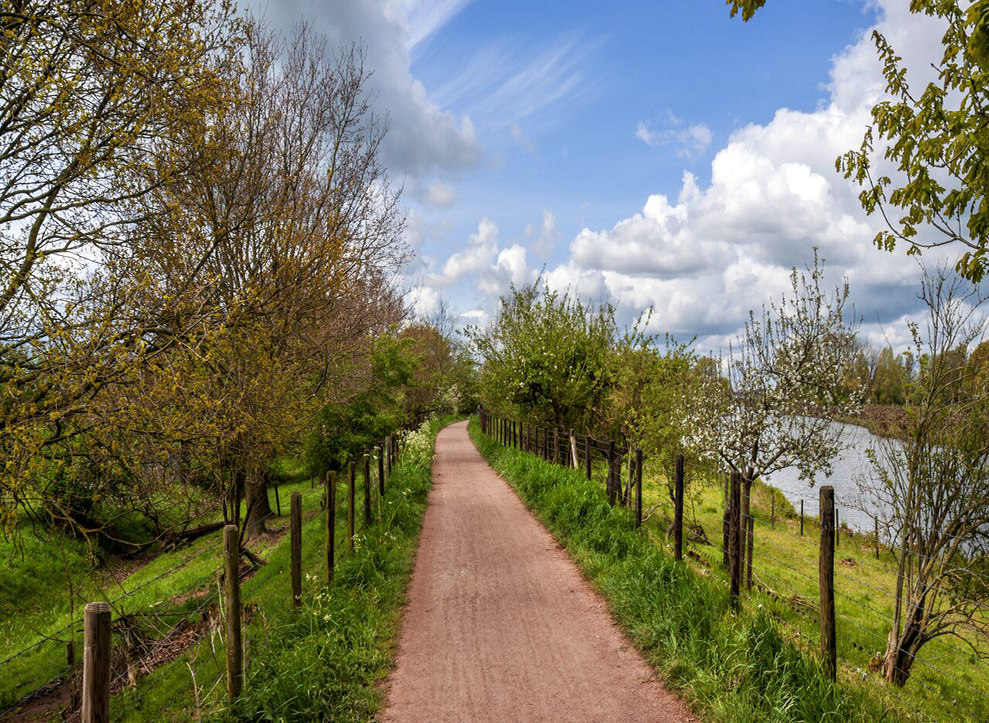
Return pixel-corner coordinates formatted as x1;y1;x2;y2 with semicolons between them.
468;282;645;435
730;0;989;281
304;333;413;478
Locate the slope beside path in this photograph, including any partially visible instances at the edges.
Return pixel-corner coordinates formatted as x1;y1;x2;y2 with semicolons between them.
381;420;694;722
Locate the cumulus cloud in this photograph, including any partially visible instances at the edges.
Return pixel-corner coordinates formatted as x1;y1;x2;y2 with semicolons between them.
558;1;955;348
253;0;482;179
525;210;560;257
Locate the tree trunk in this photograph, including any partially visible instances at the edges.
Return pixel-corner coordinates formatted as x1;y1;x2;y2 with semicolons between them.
243;475;273;539
882;596;927;686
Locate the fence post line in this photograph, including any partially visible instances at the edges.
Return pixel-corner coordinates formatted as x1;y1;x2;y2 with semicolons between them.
326;471;336;584
728;472;742;608
348;462;355;552
746;513;754;590
819;485;837;682
800;499;804;536
674;453;684;560
222;524;243;701
291;492;302;608
82;601;111;723
364;453;372;527
378;446;385;497
722;473;730;569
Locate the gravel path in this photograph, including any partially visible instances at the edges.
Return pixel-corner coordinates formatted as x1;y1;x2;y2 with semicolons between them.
381;420;694;722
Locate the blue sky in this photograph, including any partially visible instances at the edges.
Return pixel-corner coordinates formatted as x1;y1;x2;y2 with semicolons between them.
258;0;952;350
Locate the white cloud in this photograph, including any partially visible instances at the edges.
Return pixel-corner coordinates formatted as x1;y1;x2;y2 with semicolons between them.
527;210;559;257
423;180;456;208
256;0;482;179
441;218;499;280
561;1;956;347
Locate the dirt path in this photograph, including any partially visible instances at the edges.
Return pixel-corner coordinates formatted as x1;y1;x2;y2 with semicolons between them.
382;421;694;722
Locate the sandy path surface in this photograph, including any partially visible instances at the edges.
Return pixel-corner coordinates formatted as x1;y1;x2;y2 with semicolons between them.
381;420;694;722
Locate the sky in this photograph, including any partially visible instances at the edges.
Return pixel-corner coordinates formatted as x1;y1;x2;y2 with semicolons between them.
255;0;958;352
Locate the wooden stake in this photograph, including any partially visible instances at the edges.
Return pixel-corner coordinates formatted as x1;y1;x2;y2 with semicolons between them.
291;492;302;608
348;462;355;552
222;525;242;700
378;446;385;497
819;485;837;681
875;515;880;559
674;453;684;560
746;513;754;590
635;448;643;529
82;601;111;723
364;453;372;527
800;499;804;536
326;471;336;584
728;472;742;608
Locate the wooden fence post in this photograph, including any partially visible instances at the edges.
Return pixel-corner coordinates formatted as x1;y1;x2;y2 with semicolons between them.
348;462;355;552
746;513;754;590
82;601;111;723
378;446;385;497
291;492;302;608
728;472;741;608
874;516;880;559
722;473;729;569
326;471;335;584
364;453;372;527
222;524;242;700
800;499;804;536
835;507;840;548
819;485;837;682
635;448;643;529
674;453;684;560
385;436;392;481
607;440;617;505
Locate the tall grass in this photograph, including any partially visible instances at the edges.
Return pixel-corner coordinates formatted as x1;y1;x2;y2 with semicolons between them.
468;418;891;722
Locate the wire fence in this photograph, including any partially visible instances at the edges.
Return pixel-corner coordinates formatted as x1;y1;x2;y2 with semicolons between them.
481;410;989;722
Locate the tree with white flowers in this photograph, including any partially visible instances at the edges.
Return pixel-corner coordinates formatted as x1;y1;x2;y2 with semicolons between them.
688;251;862;575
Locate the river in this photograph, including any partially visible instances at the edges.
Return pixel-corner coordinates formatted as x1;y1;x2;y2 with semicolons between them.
762;420;893;533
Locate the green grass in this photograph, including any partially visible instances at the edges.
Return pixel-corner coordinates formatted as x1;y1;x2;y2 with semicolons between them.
672;474;989;721
470;418;898;722
108;415;454;721
0;465;319;714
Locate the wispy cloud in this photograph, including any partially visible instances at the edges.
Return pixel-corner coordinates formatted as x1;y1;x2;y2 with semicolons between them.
636;116;712;159
431;32;601;130
402;0;475;49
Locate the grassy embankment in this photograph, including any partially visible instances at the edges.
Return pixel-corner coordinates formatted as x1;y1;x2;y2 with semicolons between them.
470;417;988;721
2;415;453;721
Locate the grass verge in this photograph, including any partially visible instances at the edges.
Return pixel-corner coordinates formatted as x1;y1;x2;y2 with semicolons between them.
110;415;454;721
468;417;894;722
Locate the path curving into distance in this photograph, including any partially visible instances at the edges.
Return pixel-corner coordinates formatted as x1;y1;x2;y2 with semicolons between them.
381;420;694;722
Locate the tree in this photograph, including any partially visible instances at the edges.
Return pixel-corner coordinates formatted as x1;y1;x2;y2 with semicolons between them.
688;252;861;575
858;267;989;685
468;281;646;435
0;0;242;534
730;0;989;281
